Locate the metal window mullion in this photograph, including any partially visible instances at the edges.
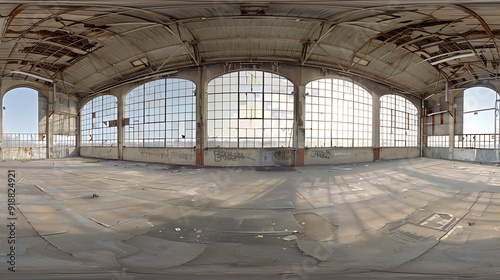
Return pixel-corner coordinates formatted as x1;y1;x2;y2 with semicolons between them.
95;98;99;147
351;84;355;147
141;85;145;148
330;89;335;148
261;90;265;148
163;80;167;147
237;72;241;148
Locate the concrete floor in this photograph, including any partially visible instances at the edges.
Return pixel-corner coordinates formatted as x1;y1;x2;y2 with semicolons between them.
1;157;500;279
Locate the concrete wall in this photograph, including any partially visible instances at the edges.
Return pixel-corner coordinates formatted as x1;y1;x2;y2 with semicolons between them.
453;148;498;163
204;148;295;167
380;147;420;160
476;149;498;163
424;147;449;160
425;147;499;163
51;147;78;158
123;147;195;165
80;146;118;160
304;148;373;165
453;148;476;162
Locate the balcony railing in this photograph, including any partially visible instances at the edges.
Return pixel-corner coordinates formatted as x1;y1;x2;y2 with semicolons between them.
427;134;499;149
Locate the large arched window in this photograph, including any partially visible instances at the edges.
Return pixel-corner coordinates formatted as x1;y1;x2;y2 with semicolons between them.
3;88;39;133
380;95;418;147
81;95;118;146
458;87;499;149
207;71;294;148
463;87;498;134
305;79;372;147
124;78;196;147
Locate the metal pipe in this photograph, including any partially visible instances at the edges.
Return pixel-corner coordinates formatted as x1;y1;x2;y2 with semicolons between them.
426;110;448;117
445;82;449;103
10;70;53;83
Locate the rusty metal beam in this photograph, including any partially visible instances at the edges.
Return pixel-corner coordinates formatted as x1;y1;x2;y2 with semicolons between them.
454;4;500;61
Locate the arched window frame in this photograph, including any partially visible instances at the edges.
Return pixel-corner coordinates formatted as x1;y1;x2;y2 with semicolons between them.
80;95;118;147
305;78;373;147
124;78;196;148
207;70;295;148
380;94;419;147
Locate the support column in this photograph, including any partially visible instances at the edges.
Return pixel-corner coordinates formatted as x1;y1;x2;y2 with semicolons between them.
46;86;54;159
448;100;455;161
295;83;306;166
372;94;381;161
117;93;124;160
195;67;206;166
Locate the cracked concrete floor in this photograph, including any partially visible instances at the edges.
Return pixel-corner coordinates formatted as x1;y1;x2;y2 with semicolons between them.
1;158;500;279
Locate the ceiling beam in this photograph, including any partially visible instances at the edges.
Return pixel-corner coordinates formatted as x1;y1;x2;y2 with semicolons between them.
454;4;500;61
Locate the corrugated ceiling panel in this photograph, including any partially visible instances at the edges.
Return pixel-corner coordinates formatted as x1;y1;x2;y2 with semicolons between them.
3;1;500;98
186;18;314;41
267;5;351;19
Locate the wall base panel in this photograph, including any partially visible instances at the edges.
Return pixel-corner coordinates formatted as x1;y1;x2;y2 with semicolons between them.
380;147;420;160
123;147;195;165
80;147;118;160
304;148;373;165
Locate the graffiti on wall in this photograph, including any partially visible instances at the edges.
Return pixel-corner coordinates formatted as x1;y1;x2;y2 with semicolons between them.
139;148;168;159
138;148;193;161
311;149;351;159
214;150;255;162
272;150;292;161
311;150;331;159
333;151;351;159
169;151;193;161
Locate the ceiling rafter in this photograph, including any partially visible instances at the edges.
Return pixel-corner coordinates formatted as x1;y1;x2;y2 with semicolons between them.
300;7;370;65
117;7;200;66
3;1;500;99
453;4;500;61
2;5;85;79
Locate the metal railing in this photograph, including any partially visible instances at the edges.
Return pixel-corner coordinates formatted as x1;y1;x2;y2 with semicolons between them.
2;133;77;160
426;134;500;149
454;134;498;149
2;133;46;160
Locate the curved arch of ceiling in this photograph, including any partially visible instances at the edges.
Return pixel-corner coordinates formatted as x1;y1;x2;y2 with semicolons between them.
1;1;500;100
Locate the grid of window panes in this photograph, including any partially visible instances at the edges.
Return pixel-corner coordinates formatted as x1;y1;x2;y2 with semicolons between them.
124;78;196;147
380;95;418;147
426;135;449;147
305;79;372;147
207;71;294;148
80;95;118;146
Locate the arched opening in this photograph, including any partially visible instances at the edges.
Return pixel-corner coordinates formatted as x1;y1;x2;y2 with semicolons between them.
380;94;419;147
2;88;45;160
207;70;294;148
459;87;499;149
3;88;39;133
124;78;196;148
463;87;498;134
305;78;373;148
